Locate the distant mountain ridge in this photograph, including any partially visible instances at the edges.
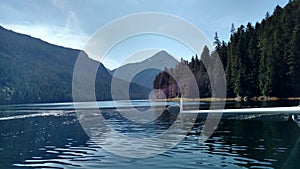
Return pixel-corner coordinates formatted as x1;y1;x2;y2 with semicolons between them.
0;26;150;104
112;50;179;89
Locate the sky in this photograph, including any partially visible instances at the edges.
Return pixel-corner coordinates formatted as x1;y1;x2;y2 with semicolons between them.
0;0;289;69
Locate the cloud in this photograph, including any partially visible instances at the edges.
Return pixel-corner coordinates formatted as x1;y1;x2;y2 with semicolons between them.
2;24;89;50
0;0;89;50
51;0;81;32
51;0;68;12
66;11;81;31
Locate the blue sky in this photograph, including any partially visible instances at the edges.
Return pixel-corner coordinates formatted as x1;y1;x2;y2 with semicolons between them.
0;0;288;69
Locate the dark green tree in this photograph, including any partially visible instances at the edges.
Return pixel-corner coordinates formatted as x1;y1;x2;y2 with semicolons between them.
213;32;221;52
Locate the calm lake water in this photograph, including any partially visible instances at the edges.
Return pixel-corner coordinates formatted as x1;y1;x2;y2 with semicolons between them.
1;100;300;169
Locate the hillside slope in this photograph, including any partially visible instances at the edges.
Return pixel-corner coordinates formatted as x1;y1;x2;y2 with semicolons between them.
0;26;149;104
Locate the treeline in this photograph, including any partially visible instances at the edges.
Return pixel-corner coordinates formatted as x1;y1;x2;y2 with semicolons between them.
154;1;300;98
153;47;222;98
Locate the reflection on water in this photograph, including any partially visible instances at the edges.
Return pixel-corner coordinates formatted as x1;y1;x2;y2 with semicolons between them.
225;100;300;109
0;101;300;168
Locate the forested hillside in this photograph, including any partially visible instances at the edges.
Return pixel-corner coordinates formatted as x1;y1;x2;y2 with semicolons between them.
154;0;300;98
0;26;149;104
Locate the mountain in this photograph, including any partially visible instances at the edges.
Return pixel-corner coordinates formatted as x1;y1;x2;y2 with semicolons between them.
0;26;150;104
112;50;179;89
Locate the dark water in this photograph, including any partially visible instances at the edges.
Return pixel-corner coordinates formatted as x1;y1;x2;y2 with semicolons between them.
1;100;300;169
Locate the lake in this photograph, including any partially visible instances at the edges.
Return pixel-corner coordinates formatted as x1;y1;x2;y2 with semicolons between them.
1;100;300;169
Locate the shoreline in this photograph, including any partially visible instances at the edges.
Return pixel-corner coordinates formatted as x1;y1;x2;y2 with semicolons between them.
158;97;300;102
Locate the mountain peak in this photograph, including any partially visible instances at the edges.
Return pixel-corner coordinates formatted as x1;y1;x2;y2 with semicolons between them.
112;50;179;89
148;50;176;62
156;50;169;55
154;50;171;57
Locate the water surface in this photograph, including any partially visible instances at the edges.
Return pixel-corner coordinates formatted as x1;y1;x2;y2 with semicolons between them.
0;100;300;168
